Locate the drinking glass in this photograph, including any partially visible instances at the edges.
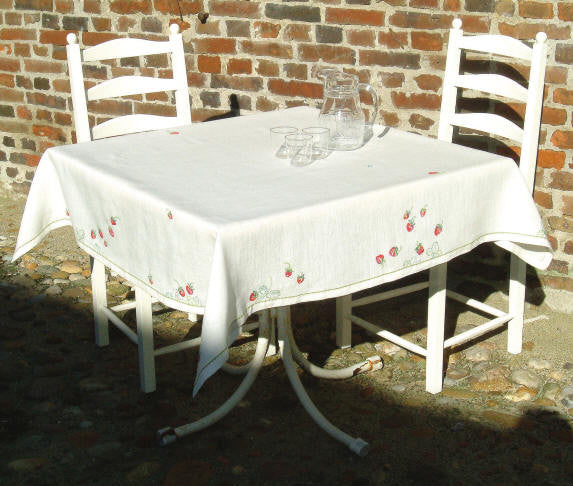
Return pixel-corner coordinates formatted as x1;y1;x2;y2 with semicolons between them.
270;126;298;158
302;127;330;159
285;134;313;167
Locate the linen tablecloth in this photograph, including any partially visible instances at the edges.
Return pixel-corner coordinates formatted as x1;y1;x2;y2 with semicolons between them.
13;106;552;394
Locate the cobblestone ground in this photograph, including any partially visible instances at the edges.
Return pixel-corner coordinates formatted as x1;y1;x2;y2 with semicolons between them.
1;189;571;486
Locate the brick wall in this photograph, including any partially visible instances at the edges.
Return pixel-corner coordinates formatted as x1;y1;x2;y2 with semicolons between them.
0;0;572;305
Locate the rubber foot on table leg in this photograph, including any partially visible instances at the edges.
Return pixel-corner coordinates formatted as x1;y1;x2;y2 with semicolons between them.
157;427;177;446
349;438;370;457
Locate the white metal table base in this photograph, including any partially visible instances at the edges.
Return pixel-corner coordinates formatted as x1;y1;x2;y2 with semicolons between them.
157;307;382;456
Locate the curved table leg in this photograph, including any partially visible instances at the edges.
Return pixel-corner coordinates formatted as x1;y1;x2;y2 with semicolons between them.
276;308;371;457
282;308;383;380
157;310;271;446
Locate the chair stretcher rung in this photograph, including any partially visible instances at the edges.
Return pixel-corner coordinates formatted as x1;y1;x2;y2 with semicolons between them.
352;281;429;308
443;314;512;348
350;314;427;357
154;337;202;356
102;307;138;344
446;290;506;317
110;297;158;313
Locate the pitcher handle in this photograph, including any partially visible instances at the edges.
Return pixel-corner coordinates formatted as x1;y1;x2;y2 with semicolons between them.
358;83;379;125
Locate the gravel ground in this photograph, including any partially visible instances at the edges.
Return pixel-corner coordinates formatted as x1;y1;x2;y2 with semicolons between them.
0;187;571;486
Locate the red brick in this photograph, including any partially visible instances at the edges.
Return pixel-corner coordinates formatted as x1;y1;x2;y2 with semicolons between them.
0;56;20;72
89;99;131;116
82;32;122;46
498;22;571;41
254;21;281;39
1;28;36;41
39;30;70;45
519;1;554;19
117;16;137;32
391;92;441;110
458;15;491;33
153;0;201;15
547;259;569;274
24;59;64;73
414;74;441;91
558;2;573;21
0;73;14;87
194;38;236;55
55;0;74;13
33;125;67;142
197;55;221;74
211;74;262;92
537;150;565;170
241;40;292;59
256;60;279;77
564;240;573;255
0;87;24;102
209;0;261;18
549;171;573;191
92;17;112;32
52;79;70;93
110;1;152;14
360;50;420;69
443;0;460;11
538;275;573;292
563;195;573;217
326;8;384;26
299;44;355;65
556;44;573;64
411;31;443;51
268;79;322;99
409;113;434;130
347;30;375;47
187;72;206;88
542;107;567;126
283;24;311;42
283;63;306;80
378;72;404;88
410;0;439;7
533;190;552;209
54;112;72;125
554;88;573;105
389;12;452;30
378;30;407;49
227;58;252;75
16;105;32;120
550;130;573;150
134;103;176;117
25;154;41;167
14;0;53;11
256;96;279;112
83;0;100;13
381;111;399;127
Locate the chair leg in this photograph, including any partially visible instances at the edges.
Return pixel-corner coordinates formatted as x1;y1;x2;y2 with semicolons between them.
508;254;526;355
336;295;352;349
136;286;156;393
90;257;109;347
426;263;447;394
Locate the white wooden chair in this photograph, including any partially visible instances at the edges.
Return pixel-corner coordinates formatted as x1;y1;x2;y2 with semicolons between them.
336;19;547;394
66;25;194;393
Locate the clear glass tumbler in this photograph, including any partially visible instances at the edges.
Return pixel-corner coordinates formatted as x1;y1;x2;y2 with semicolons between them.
302;127;330;160
285;134;313;167
270;126;298;158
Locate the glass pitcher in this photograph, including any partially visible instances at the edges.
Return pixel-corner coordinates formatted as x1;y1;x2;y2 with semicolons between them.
318;69;379;151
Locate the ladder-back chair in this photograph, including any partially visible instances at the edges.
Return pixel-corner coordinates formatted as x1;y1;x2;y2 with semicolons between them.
66;24;193;393
336;19;547;393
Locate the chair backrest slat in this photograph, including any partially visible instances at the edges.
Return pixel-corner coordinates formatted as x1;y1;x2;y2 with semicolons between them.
438;19;547;194
87;76;179;101
454;74;529;102
82;37;175;62
66;25;191;143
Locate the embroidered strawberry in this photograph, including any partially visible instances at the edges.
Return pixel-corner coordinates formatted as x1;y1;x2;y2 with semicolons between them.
376;254;384;265
148;275;153;285
110;216;117;225
103;241;108;247
415;242;424;255
108;226;114;237
98;229;103;239
249;291;257;302
406;219;415;232
420;206;427;217
297;274;304;284
178;286;185;297
185;283;193;295
428;171;439;175
403;210;410;220
90;230;96;239
167;210;173;220
65;209;70;217
434;224;443;236
389;246;399;257
284;263;293;278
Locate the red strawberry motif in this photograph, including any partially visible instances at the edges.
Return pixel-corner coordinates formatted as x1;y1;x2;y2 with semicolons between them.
167;210;173;220
103;241;108;247
389;246;399;257
297;274;304;284
434;224;443;236
185;284;193;296
90;230;96;239
148;275;153;285
284;263;293;278
416;242;424;255
403;210;410;220
249;291;257;302
420;207;427;217
98;229;103;239
178;287;185;297
108;227;114;237
428;171;439;175
65;209;70;217
406;220;415;232
110;216;117;225
376;254;384;265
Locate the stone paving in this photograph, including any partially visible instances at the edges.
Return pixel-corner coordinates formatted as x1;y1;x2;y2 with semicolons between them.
0;189;571;485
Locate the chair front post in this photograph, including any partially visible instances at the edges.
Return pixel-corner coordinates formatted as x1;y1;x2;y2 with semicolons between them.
426;263;447;393
507;254;526;354
135;286;156;393
91;258;109;347
336;295;352;349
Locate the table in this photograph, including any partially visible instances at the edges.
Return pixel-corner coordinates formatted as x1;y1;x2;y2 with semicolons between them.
13;106;552;454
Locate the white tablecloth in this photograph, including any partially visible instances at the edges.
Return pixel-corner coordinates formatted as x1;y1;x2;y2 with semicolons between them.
13;106;552;394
